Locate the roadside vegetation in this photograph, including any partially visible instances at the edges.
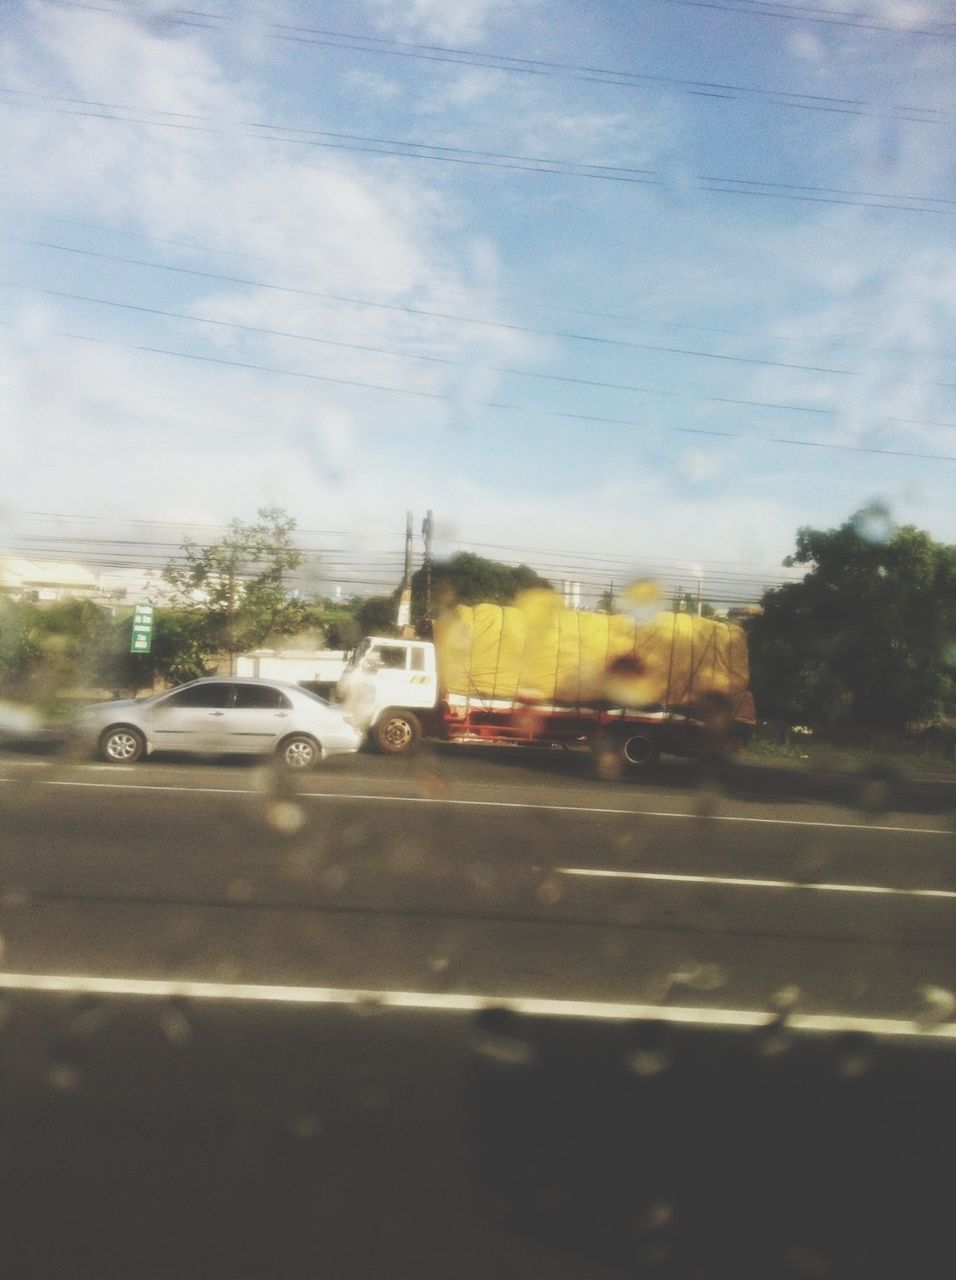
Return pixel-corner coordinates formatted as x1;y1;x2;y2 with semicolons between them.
2;505;954;761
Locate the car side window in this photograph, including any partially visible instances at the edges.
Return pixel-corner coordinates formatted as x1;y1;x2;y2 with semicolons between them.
409;648;425;672
162;683;234;709
234;684;292;710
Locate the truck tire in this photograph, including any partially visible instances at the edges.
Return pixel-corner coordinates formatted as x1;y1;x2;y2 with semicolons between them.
374;709;422;755
619;730;660;771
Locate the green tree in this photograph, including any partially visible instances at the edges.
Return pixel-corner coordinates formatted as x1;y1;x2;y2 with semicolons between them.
0;600;44;697
411;552;551;619
161;507;308;673
673;590;716;619
95;609;210;694
356;595;399;637
747;507;956;733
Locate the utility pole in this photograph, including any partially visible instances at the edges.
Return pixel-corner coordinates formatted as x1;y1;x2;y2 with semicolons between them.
397;510;413;634
421;509;434;626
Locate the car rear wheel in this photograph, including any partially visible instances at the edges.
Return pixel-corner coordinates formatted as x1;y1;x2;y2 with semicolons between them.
278;734;321;770
99;725;145;764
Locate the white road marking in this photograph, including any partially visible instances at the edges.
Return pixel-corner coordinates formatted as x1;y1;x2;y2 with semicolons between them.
558;866;956;900
3;776;950;836
0;970;952;1039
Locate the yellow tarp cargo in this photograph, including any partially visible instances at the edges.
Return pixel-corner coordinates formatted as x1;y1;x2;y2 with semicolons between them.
434;592;753;720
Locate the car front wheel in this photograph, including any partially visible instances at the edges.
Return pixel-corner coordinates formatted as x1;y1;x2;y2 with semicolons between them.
99;725;146;764
278;734;321;770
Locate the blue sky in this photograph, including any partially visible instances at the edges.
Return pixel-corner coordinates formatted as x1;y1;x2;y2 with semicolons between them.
2;0;955;605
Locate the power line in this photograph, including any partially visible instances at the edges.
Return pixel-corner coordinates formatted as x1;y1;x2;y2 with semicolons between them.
643;0;956;38
12;511;805;575
2;281;848;419
3;238;860;375
5;89;956;215
38;2;951;119
19;215;956;364
10;321;956;464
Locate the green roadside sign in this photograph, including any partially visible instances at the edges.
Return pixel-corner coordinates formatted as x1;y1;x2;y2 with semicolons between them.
130;603;154;654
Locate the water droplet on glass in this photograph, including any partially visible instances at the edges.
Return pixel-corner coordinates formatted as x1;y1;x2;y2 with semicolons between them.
266;800;306;835
535;875;562;907
360;1084;388;1111
1;884;30;909
627;1047;672;1077
388;840;427;875
158;1005;192;1046
622;579;665;624
755;1025;794;1058
289;1112;324;1140
227;878;255;903
341;822;368;849
914;984;956;1029
851;503;893;545
686;962;727;991
786;1245;833;1277
770;984;801;1014
320;864;349;893
47;1063;81;1092
473;1009;536;1067
468;862;496;893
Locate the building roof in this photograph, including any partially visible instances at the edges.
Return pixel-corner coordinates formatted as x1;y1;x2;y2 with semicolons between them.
0;555;99;591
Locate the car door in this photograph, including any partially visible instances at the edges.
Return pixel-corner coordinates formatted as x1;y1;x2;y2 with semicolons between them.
146;681;236;753
227;683;294;754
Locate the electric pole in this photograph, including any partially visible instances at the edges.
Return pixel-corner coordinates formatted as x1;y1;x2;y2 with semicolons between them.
397;510;413;634
422;509;433;627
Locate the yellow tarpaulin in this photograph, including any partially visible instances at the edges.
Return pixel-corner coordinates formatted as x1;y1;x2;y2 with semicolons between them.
433;592;753;720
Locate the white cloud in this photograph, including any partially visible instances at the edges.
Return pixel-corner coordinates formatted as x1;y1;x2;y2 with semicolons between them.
343;69;403;100
366;0;528;45
788;31;826;64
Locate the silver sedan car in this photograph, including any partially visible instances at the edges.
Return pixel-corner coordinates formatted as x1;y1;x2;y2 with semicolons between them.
71;677;364;769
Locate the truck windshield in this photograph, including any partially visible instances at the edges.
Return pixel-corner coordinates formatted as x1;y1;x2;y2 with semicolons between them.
343;639;371;672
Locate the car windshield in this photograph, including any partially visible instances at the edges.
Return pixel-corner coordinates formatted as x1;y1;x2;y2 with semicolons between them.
1;2;954;1274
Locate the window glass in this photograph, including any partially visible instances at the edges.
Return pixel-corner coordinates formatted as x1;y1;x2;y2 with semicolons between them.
370;645;408;670
234;683;291;709
162;682;234;709
410;648;425;672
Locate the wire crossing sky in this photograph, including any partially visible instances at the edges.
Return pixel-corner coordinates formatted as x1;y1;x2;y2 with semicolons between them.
2;0;955;589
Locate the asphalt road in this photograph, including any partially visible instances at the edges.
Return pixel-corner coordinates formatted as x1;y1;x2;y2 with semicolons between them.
2;743;955;1032
3;743;956;1279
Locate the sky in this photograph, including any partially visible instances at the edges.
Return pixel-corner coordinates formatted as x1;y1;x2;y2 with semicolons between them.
2;0;955;607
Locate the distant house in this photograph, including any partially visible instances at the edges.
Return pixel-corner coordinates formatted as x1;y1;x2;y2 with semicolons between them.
0;555;99;601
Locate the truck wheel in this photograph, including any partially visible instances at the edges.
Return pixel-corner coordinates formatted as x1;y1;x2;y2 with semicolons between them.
620;731;660;770
374;710;422;755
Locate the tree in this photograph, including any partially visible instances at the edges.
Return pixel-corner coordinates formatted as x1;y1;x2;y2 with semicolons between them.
161;507;308;673
410;552;552;620
95;609;210;694
673;590;716;619
356;595;399;637
747;507;956;733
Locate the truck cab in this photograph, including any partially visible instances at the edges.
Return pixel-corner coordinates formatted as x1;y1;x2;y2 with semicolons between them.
337;637;439;753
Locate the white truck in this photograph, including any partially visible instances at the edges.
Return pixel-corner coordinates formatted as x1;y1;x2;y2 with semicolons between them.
337;598;755;772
